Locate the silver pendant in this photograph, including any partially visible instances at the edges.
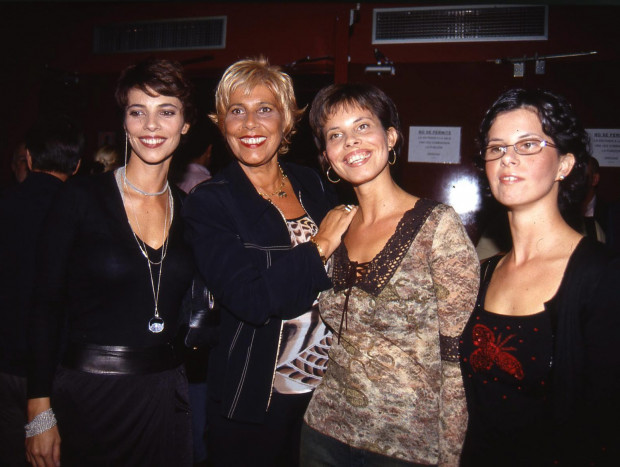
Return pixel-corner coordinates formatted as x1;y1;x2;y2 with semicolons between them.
148;316;165;333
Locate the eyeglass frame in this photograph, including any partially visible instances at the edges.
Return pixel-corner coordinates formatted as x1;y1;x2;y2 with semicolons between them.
483;139;557;162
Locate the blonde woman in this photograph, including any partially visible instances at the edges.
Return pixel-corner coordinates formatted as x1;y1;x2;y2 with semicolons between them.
183;58;355;466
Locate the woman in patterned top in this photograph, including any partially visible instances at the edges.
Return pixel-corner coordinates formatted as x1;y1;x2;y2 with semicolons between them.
459;89;620;466
182;57;356;466
301;83;479;466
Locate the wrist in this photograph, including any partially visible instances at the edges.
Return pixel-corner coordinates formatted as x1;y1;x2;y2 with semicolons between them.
310;236;327;265
27;397;51;421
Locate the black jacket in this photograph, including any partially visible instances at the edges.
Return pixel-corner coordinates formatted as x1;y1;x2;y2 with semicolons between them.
0;172;63;376
182;161;335;423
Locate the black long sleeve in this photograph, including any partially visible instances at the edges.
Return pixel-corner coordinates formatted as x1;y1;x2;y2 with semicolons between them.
27;172;193;398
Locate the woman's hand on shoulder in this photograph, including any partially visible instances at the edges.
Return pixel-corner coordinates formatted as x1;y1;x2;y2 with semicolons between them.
314;204;358;258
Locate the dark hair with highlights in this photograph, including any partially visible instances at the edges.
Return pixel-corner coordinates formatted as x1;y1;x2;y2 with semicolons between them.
115;58;196;126
309;83;402;170
478;88;590;223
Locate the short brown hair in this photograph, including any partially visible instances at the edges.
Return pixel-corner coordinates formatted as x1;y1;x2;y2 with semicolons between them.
115;58;196;126
309;83;402;170
210;57;303;155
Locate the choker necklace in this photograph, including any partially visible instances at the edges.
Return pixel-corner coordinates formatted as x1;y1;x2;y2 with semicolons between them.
121;166;169;196
115;168;173;333
257;163;288;199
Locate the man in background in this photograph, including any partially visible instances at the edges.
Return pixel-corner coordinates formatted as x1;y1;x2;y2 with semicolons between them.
581;156;608;243
11;143;30;184
0;117;82;466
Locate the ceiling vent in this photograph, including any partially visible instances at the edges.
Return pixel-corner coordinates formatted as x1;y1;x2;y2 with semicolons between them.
94;17;226;53
373;5;547;44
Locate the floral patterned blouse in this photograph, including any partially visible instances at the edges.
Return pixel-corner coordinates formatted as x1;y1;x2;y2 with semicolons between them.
304;199;480;466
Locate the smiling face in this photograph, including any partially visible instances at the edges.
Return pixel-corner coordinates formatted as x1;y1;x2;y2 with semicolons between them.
323;105;397;187
223;84;284;169
124;87;190;166
485;107;574;211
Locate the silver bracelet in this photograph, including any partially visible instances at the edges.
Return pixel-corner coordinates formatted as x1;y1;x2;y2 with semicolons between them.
25;408;57;438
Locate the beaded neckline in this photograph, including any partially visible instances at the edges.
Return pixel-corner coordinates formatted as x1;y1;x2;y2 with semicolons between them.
332;198;438;297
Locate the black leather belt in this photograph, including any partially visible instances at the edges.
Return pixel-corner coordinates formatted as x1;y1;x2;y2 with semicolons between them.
62;343;181;375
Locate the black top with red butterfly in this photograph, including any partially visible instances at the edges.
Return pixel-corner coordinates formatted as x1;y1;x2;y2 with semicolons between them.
459;255;554;466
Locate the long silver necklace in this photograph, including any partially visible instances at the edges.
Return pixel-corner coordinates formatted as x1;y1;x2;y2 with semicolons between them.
115;168;173;333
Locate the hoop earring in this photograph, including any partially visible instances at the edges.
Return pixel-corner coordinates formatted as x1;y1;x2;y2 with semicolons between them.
388;148;397;166
326;166;340;184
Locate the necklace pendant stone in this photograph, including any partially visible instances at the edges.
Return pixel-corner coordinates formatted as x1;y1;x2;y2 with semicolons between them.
277;191;287;198
148;316;165;333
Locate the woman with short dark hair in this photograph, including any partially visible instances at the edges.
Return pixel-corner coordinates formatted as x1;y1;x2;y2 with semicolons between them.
459;88;620;466
26;58;195;466
301;83;479;466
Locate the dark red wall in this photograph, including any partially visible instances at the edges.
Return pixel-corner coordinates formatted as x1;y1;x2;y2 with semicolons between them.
2;2;619;238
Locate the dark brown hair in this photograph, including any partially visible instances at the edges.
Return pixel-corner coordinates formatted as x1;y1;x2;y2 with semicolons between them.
309;83;402;170
478;88;589;224
115;58;196;126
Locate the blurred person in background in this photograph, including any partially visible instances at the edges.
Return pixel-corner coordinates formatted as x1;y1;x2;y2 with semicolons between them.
0;117;82;467
91;144;121;174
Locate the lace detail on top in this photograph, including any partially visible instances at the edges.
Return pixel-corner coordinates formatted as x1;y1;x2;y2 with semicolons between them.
330;199;438;342
332;198;438;296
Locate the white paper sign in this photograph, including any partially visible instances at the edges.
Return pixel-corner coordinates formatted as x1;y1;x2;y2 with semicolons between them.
408;126;461;164
586;129;620;167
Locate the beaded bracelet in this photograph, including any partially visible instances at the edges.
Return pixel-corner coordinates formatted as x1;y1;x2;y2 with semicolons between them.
25;408;57;438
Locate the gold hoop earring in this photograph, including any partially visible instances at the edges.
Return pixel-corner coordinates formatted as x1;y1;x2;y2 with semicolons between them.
326;166;340;184
388;148;397;166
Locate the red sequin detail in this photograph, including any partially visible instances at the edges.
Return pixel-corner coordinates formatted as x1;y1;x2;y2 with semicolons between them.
469;324;525;380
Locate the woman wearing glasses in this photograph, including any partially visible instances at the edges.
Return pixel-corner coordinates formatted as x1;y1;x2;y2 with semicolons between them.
459;89;620;466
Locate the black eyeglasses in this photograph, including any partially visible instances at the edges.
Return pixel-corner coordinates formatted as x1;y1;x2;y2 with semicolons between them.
483;139;557;162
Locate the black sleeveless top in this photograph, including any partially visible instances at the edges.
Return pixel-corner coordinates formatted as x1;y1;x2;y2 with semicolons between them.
459;255;554;466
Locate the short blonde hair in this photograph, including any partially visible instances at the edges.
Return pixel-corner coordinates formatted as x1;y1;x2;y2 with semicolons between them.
210;57;304;155
94;144;121;171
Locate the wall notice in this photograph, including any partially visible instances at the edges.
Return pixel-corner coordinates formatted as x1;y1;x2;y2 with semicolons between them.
408;126;461;164
586;129;620;167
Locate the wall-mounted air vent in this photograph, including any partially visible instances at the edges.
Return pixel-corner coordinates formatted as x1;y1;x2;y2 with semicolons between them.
94;17;226;53
373;5;547;44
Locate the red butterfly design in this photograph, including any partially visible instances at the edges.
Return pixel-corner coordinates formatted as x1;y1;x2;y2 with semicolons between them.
470;324;524;380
